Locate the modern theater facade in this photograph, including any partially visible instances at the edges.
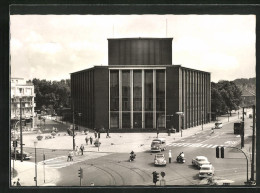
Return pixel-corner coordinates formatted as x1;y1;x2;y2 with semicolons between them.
71;38;211;133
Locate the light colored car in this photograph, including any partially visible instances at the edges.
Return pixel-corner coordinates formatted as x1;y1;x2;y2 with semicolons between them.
215;122;223;129
199;164;215;178
151;138;166;152
192;156;211;169
154;153;167;166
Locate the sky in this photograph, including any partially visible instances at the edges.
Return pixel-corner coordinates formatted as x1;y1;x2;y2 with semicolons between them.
10;15;256;82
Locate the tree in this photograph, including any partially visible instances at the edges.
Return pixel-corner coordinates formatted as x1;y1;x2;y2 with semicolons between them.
211;81;242;115
29;78;71;114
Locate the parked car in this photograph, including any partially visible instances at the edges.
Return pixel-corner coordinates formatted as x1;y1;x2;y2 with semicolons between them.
11;149;32;160
154;153;167;166
151;138;166;152
192;156;211;169
199;164;215;179
215;122;223;129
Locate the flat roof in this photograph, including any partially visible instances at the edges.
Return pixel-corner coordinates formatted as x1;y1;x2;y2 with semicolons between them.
107;37;173;40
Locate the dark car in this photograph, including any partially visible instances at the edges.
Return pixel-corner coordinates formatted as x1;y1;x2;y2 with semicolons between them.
11;149;32;160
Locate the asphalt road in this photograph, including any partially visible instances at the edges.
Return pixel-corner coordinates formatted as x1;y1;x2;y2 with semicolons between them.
21;117;254;186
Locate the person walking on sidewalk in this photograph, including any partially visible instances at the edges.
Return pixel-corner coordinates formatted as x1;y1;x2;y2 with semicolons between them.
80;144;84;155
16;178;21;186
94;130;97;138
168;150;172;163
85;136;89;145
90;136;93;145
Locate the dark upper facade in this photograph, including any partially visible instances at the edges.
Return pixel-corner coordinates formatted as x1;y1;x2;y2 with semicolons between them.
108;38;173;66
71;37;211;132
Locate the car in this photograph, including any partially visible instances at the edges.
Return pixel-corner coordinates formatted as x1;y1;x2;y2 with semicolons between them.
199;164;215;179
249;114;253;118
11;149;32;160
150;138;166;152
215;122;223;129
154;153;167;166
192;156;211;169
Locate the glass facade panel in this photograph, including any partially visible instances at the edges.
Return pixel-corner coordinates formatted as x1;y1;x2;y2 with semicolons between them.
145;70;153;111
110;70;119;111
156;112;166;128
110;112;119;128
145;112;153;128
122;112;131;128
133;113;142;128
122;70;130;111
133;70;142;111
156;70;165;111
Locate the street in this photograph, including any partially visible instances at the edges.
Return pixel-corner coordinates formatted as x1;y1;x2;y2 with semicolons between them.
17;115;254;186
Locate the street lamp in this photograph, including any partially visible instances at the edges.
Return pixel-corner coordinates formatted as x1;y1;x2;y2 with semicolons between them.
70;96;75;151
18;95;24;162
78;113;82;132
201;111;204;131
34;141;38;186
176;112;184;137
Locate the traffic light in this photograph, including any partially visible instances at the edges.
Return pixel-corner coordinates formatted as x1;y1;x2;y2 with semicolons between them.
152;171;159;184
13;140;17;148
221;147;224;158
216;146;219;158
98;132;100;139
78;168;83;178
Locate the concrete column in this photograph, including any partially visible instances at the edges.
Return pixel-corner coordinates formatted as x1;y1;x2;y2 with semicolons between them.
142;70;145;129
108;70;110;129
130;70;133;129
153;70;156;129
119;70;122;129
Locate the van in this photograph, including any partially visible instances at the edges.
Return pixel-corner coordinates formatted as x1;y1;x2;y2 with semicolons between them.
151;138;166;152
234;122;241;134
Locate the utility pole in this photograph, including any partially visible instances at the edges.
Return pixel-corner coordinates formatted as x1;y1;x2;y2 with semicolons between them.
241;107;245;149
19;97;23;162
250;105;255;182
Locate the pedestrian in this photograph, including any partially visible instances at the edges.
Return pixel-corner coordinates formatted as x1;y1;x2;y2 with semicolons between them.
94;130;97;138
90;136;93;145
16;178;21;186
85;136;89;145
13;182;16;186
70;150;74;161
75;146;79;156
80;144;84;155
67;151;71;161
168;150;172;163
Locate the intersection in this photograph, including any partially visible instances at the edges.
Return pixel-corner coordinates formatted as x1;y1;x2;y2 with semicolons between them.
11;111;255;186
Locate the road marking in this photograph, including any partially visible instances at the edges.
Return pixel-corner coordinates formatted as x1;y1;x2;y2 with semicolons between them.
38;152;110;169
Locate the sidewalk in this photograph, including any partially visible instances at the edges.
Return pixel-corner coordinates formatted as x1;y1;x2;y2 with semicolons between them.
11;112;249;186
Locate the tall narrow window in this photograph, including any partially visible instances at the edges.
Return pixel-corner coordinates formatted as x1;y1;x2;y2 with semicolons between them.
110;70;119;129
145;70;153;111
110;70;119;111
156;70;165;128
133;70;142;111
122;70;130;111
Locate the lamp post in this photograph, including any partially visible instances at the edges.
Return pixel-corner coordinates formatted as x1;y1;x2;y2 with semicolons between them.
34;141;38;186
201;111;204;131
78;113;82;132
18;96;24;162
71;96;75;151
176;112;184;137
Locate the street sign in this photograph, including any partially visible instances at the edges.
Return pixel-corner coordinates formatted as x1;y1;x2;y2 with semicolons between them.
161;172;165;178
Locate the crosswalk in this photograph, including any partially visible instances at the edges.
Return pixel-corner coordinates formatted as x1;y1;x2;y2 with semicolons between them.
38;152;110;169
167;141;239;149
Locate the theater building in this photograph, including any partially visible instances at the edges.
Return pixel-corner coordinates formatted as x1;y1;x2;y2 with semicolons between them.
71;38;211;132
